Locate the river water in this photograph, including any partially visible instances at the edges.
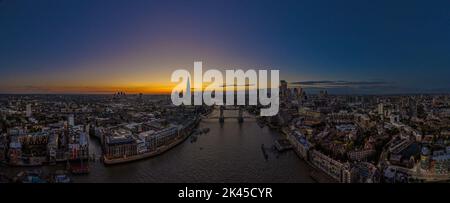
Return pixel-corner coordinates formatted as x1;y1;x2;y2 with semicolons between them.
3;108;314;183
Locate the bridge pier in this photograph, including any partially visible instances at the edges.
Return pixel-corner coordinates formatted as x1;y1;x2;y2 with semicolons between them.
218;106;244;123
238;106;243;123
219;106;224;123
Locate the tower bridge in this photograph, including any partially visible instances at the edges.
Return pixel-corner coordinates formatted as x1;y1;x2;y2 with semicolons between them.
220;106;243;123
207;106;250;123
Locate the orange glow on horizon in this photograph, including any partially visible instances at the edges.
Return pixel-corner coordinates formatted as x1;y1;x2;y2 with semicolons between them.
0;83;174;94
1;82;262;94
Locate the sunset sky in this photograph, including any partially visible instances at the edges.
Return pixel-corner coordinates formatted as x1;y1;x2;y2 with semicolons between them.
1;0;450;94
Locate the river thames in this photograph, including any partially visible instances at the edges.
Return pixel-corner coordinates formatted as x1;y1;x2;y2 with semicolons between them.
76;108;315;183
2;108;315;183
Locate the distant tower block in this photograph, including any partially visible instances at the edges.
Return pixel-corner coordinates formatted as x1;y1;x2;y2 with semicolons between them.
26;104;32;117
186;77;192;104
68;114;75;127
378;103;384;115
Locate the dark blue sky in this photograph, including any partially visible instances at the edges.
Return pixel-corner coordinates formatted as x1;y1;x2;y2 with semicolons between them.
1;0;450;94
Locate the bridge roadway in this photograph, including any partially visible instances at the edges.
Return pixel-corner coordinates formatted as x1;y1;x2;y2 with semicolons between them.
217;105;245;123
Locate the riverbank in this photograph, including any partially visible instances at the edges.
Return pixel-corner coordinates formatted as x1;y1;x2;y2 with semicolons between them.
103;117;200;165
279;126;337;183
2;108;315;183
103;130;194;165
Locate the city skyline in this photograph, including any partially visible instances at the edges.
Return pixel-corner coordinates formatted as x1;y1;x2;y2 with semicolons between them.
2;0;450;190
1;0;450;94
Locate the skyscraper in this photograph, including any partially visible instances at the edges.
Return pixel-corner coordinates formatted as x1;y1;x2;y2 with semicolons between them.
68;114;75;127
378;103;384;115
186;77;191;104
26;104;32;117
280;80;288;100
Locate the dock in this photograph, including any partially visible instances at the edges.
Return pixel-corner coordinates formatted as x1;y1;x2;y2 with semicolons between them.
274;139;292;152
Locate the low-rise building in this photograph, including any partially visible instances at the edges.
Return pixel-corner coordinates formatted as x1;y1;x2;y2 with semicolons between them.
347;149;376;161
310;149;347;182
288;131;311;160
431;148;450;175
0;134;7;163
104;128;136;159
